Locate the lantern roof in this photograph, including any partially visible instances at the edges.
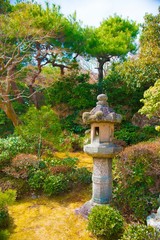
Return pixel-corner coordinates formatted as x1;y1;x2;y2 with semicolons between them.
83;94;122;124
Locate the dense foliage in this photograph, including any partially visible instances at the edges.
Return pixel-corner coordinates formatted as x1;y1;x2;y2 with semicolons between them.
121;224;160;240
113;139;160;221
0;1;160;238
88;205;124;239
139;79;160;131
0;189;16;240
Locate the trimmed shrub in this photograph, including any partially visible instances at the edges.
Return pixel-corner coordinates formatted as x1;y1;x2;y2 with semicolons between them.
2;154;39;179
0;189;16;229
121;224;160;240
43;174;69;196
88;205;124;239
113;139;160;221
11;154;39;168
0;230;10;240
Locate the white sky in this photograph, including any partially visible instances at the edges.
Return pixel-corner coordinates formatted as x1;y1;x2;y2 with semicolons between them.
36;0;160;26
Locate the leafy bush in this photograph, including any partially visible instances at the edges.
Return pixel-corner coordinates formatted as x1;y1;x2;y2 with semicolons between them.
114;122;159;145
0;177;29;199
45;72;97;134
48;157;78;168
88;205;124;239
2;154;39;179
43;174;69;196
28;170;47;191
59;131;84;150
0;109;14;138
121;224;160;240
15;105;62;156
49;166;72;175
68;167;92;185
0;189;16;229
11;154;39;169
0;209;9;229
0;189;16;209
0;136;29;169
113;139;160;221
0;230;10;240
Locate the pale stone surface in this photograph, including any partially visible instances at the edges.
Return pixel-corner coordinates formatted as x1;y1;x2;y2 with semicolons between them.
83;94;122;124
147;196;160;231
84;142;122;158
92;158;112;204
147;207;160;231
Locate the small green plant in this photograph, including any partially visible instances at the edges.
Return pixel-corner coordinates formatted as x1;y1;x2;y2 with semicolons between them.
121;224;160;240
43;174;69;196
0;189;16;229
0;230;10;240
88;205;124;239
28;170;47;191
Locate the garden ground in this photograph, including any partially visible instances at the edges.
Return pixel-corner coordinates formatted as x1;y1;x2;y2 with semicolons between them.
8;153;96;240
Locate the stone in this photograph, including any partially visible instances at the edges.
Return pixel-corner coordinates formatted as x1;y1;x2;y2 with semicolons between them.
76;94;122;218
147;207;160;231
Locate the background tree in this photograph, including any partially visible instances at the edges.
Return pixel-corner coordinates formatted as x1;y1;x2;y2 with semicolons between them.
85;15;139;92
103;9;160;119
139;79;160;131
0;2;86;126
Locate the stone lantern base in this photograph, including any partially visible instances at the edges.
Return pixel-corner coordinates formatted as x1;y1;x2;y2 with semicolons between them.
75;200;108;218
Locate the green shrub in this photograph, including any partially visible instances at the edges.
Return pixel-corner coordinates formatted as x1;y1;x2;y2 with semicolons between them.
48;157;78;168
114;122;159;145
0;189;16;229
0;136;29;169
0;177;29;199
0;230;10;240
121;224;160;240
43;174;69;196
0;208;10;229
59;131;84;150
15;105;62;156
68;167;92;185
0;189;16;209
28;170;47;191
88;205;124;239
113;139;160;221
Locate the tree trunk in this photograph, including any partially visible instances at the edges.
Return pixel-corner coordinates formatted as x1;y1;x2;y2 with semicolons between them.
97;59;105;94
97;56;111;94
1;101;22;127
29;85;39;109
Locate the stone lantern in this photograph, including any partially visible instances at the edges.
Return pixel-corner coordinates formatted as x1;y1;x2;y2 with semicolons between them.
75;94;122;217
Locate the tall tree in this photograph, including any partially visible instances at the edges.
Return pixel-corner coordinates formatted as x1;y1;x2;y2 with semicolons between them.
103;9;160;118
85;15;139;92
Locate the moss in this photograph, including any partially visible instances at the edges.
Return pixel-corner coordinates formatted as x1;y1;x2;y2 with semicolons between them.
8;152;94;239
8;186;95;240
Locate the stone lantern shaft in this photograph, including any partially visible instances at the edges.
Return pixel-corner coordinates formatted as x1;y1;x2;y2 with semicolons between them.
75;94;122;218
